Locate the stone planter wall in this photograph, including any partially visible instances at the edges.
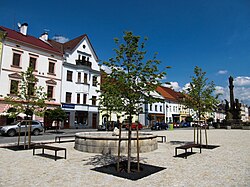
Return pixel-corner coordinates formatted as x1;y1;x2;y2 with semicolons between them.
242;126;250;130
74;132;158;155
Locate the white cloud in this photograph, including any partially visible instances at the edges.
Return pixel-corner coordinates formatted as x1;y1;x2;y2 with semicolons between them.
182;83;191;91
234;76;250;86
52;35;69;43
101;65;112;74
217;70;228;75
163;81;181;91
216;76;250;105
215;86;226;95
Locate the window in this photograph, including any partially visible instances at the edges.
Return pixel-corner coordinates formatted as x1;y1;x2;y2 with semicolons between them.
77;93;80;104
149;104;152;111
12;53;21;67
84;73;88;84
92;96;97;106
10;80;19;94
67;70;73;81
160;106;162;112
47;86;53;99
83;94;87;104
92;76;98;86
48;62;55;74
155;105;157;111
77;72;81;82
66;92;72;103
28;83;35;96
29;57;36;70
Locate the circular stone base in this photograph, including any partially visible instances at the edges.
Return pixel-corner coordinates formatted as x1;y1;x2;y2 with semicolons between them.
74;132;158;154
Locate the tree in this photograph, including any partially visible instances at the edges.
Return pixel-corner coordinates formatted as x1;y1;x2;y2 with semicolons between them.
98;71;124;130
182;66;220;146
5;67;47;148
101;31;167;173
45;108;67;132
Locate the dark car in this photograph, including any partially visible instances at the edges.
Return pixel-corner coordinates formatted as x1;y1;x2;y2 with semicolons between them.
181;122;190;128
151;122;168;130
125;122;143;130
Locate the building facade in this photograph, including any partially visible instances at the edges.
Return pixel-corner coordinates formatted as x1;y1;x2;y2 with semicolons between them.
0;24;63;125
50;35;101;128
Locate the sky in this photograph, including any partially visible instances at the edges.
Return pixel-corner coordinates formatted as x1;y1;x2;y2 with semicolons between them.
1;0;250;105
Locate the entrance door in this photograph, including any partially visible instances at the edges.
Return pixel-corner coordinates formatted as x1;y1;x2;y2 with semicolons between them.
92;113;97;129
64;112;70;129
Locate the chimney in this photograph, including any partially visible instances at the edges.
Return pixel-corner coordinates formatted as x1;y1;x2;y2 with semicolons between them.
19;23;28;35
39;32;48;41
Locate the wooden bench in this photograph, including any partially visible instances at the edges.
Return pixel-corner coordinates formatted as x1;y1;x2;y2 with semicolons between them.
157;135;167;143
175;143;202;159
33;144;67;161
55;135;75;143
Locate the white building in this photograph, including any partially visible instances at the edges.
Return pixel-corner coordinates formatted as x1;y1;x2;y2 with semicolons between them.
241;104;249;122
0;24;63;125
138;91;165;126
50;34;101;128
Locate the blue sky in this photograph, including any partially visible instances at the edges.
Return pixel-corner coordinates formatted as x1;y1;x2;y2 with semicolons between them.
1;0;250;105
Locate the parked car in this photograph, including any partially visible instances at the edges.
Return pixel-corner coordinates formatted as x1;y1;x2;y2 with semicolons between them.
125;122;143;130
173;122;180;128
180;122;191;128
0;120;44;137
98;121;120;131
151;122;168;130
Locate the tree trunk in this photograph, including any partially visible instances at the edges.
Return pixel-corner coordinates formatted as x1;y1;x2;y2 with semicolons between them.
193;123;196;143
127;114;132;173
117;122;122;171
28;120;31;149
200;123;202;146
24;124;27;149
17;126;21;146
136;122;140;172
196;123;199;144
204;125;208;146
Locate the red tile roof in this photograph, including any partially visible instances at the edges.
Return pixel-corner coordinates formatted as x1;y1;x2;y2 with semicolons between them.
156;86;183;102
49;34;99;60
63;34;86;51
0;26;62;55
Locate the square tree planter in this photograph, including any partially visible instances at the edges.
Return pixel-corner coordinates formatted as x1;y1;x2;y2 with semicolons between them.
242;126;250;130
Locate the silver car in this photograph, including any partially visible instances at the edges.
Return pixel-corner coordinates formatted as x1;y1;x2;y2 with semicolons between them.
0;120;44;137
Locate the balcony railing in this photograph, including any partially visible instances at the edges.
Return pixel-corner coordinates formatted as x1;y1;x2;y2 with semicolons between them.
75;59;92;68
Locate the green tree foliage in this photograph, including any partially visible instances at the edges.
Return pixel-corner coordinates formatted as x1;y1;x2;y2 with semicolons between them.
182;66;220;121
46;108;67;122
182;66;220;145
45;108;67;131
4;67;48;148
101;31;168;173
5;67;47;118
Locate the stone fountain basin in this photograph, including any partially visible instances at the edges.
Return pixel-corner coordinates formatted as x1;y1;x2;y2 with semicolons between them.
74;132;158;154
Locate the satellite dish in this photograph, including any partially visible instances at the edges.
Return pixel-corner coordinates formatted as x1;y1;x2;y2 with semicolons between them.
17;23;21;28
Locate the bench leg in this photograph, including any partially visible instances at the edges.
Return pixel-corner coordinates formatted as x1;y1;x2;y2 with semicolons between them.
185;149;187;159
55;150;57;161
42;148;44;155
65;150;66;159
33;148;35;155
175;148;177;156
